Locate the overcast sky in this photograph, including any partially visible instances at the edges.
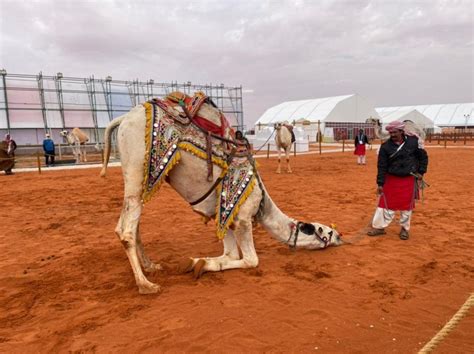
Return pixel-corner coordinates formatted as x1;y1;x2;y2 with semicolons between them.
1;0;473;126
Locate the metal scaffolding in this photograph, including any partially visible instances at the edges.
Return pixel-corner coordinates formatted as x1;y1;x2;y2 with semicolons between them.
0;71;244;145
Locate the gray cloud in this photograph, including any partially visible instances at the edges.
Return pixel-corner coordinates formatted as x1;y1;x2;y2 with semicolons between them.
1;0;472;126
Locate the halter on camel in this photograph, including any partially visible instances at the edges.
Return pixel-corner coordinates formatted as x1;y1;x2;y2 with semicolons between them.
287;221;340;250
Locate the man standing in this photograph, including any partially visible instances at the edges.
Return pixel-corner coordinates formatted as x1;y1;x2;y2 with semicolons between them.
367;120;428;240
1;133;17;175
42;133;55;166
354;128;369;165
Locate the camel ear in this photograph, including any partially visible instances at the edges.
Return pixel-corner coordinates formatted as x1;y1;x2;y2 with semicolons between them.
331;223;337;230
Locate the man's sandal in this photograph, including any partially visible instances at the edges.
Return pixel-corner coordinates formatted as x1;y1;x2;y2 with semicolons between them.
399;228;409;240
367;228;386;237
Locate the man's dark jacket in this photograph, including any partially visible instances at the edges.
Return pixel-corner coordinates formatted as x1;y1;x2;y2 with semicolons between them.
377;135;428;186
354;133;369;146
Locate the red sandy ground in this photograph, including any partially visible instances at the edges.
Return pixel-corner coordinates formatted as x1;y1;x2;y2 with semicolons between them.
0;148;473;353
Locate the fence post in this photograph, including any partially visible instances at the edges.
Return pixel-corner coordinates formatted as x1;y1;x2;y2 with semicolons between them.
36;152;42;174
464;132;467;145
293;143;296;157
342;139;345;152
59;143;62;159
444;136;447;149
267;143;270;159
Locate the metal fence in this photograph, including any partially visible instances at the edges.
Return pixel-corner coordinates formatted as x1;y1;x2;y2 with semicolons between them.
0;71;244;145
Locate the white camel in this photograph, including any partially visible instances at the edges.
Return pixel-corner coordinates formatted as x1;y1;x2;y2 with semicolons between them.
100;97;343;294
60;128;89;163
274;122;294;174
366;117;426;142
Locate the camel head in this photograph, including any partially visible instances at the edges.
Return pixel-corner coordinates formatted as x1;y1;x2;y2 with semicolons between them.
288;221;344;250
365;117;381;126
59;130;69;137
274;122;283;131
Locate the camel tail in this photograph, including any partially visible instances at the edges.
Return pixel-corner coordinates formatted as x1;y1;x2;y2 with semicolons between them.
100;115;125;177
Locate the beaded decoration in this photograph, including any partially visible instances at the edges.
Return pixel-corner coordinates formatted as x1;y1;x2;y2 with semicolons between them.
216;157;256;239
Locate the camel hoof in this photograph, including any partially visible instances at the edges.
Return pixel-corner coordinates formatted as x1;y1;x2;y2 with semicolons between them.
138;281;161;295
287;170;293;173
193;259;207;279
144;263;162;273
276;170;281;174
177;258;195;274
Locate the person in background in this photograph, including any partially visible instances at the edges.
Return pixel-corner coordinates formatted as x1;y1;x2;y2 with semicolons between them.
1;133;17;175
43;133;55;166
354;128;369;165
367;120;428;240
235;130;251;153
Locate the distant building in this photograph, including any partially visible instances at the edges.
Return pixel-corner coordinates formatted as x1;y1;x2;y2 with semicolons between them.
376;103;473;130
377;109;434;133
254;94;380;141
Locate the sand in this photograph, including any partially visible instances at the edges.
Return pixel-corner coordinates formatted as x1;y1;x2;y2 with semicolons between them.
0;147;473;353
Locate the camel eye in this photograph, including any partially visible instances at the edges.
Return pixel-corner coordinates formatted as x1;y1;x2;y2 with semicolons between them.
318;227;323;234
328;231;333;236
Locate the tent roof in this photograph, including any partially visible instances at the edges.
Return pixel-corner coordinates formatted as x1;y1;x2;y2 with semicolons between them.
377;103;473;127
378;109;434;128
256;94;378;125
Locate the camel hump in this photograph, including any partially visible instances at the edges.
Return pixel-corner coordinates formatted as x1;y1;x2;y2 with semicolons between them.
72;128;89;143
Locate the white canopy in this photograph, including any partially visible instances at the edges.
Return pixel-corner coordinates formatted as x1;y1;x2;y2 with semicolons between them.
255;94;380;125
377;109;434;129
377;103;473;127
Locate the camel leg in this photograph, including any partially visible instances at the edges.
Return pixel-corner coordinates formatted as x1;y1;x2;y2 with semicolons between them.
72;144;81;163
179;231;240;275
184;219;258;277
117;195;160;294
207;219;258;271
136;225;162;273
286;148;292;173
82;146;87;162
276;149;282;174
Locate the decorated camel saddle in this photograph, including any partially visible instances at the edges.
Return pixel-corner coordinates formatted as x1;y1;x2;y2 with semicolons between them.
283;123;296;143
142;91;255;239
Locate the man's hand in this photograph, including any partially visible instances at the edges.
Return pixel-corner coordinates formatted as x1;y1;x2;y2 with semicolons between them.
377;186;383;195
411;172;423;179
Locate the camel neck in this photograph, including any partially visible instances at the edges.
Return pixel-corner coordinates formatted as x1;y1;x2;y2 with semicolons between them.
259;193;294;243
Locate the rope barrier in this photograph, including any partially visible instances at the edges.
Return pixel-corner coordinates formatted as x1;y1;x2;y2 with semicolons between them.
418;293;474;353
252;129;275;154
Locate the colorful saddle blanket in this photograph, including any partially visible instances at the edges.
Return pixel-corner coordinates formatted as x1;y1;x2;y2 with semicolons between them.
155;91;232;138
141;98;256;240
216;157;256;239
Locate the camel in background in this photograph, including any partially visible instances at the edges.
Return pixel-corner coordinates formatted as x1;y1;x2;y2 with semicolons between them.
100;94;343;294
366;117;425;143
274;122;295;173
60;128;89;163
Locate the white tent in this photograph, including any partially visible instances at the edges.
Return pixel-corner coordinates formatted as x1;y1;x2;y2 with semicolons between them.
376;103;473;128
255;93;380;125
254;94;380;142
377;109;434;130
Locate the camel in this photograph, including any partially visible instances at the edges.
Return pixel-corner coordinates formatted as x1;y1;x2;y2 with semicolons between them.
366;117;426;142
100;93;343;294
274;122;295;173
0;141;15;173
60;128;89;163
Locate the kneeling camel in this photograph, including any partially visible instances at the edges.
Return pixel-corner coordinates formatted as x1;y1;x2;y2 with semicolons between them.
101;95;342;294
